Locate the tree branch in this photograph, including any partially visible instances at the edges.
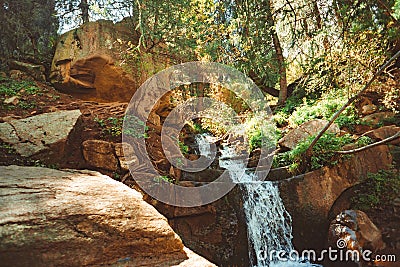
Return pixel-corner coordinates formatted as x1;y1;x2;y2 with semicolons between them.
337;131;400;154
302;50;400;169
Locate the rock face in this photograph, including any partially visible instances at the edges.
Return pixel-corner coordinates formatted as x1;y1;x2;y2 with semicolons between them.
279;145;393;251
328;210;385;266
278;119;340;149
146;186;250;266
50;20;169;102
363;125;400;145
0;110;81;157
0;165;216;267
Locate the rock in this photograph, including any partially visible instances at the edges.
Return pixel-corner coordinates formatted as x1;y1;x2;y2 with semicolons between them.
363;125;400;145
279;145;393;251
151;186;250;266
362;112;395;125
50;20;169;102
361;104;377;115
114;142;139;171
8;60;46;81
82;140;119;171
3;96;19;105
328;210;385;266
9;69;28;80
0;165;215;267
278;119;340;149
0;110;81;157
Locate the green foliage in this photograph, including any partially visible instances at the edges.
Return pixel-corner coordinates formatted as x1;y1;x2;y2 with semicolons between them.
17;100;37;109
153;175;175;184
178;140;189;155
190;122;209;134
94;116;123;137
0;0;58;64
122;115;149;139
273;133;354;172
351;169;400;210
0;78;41;97
356;136;373;147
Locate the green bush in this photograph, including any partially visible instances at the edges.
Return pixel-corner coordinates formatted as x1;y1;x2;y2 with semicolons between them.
273;132;354;172
351;169;400;210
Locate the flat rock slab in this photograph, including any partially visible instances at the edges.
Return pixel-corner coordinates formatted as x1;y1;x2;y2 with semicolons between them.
0;110;81;157
0;165;215;267
278;119;340;149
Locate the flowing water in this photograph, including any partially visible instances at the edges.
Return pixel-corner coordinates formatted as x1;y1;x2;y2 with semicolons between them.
195;134;320;267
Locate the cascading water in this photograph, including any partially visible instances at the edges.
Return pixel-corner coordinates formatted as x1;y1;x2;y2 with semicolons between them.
219;145;294;267
194;134;321;267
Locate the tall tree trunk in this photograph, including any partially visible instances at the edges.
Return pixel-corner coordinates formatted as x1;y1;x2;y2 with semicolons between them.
265;0;288;104
80;0;89;24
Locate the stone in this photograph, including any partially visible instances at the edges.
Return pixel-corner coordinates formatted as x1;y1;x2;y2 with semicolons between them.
279;145;393;251
114;142;139;171
82;140;119;171
0;165;216;267
278;119;340;149
363;125;400;145
361;104;377;115
151;185;250;266
3;96;19;105
0;110;81;157
362;112;395;125
328;210;385;266
50;20;169;102
8;60;46;81
9;69;28;80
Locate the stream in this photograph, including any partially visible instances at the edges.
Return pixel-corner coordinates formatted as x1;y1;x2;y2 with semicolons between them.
195;134;322;267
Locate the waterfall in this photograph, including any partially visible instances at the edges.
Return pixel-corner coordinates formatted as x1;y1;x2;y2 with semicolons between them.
194;134;320;267
218;143;321;267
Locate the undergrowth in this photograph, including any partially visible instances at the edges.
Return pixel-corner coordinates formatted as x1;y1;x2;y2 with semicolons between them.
351;169;400;211
273;132;354;173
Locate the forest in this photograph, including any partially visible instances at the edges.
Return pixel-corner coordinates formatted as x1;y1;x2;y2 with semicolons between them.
0;0;399;267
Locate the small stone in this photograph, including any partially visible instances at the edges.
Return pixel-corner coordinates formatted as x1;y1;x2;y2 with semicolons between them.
3;96;19;105
361;104;377;115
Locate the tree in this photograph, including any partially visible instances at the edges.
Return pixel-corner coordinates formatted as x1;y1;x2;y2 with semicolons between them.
0;0;58;64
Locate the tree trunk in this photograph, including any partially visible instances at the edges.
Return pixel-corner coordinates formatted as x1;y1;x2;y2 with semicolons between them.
80;0;89;24
265;0;288;104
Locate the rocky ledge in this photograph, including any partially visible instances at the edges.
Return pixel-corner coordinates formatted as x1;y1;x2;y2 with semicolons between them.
0;165;216;267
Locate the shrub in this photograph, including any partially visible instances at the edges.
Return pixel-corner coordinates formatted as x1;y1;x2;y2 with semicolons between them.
273;132;354;172
351;169;400;210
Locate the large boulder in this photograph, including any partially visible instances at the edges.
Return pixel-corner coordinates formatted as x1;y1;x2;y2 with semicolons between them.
0;165;216;267
0;110;81;157
363;125;400;145
328;210;385;266
278;119;340;149
279;145;393;251
50;20;169;102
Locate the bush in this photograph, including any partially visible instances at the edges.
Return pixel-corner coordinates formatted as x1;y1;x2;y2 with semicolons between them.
273;132;354;172
351;169;400;210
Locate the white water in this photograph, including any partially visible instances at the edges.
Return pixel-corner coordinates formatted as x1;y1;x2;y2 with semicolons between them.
216;142;321;267
194;135;320;266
